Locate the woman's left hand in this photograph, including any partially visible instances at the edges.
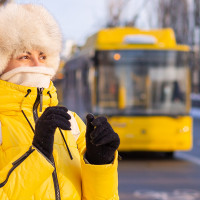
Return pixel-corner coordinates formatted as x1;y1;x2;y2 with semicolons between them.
85;114;120;165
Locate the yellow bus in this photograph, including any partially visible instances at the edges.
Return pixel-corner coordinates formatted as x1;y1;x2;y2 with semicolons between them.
61;27;192;157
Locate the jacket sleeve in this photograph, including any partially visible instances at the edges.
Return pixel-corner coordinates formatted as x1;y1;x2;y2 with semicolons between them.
74;113;119;200
0;146;54;200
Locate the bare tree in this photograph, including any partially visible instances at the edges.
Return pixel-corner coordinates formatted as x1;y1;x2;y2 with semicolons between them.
107;0;130;27
0;0;7;5
0;0;13;6
158;0;190;44
125;0;151;27
107;0;154;27
158;0;200;93
194;0;200;26
193;0;200;93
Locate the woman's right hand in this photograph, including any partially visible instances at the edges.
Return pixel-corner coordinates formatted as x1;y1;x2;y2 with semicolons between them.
32;106;71;159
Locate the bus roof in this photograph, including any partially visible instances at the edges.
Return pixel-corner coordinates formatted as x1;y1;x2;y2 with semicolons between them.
82;27;189;52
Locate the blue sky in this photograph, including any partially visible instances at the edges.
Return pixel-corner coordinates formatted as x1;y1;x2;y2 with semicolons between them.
15;0;156;45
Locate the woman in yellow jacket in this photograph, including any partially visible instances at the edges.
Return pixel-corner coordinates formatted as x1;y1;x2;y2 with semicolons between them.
0;4;120;200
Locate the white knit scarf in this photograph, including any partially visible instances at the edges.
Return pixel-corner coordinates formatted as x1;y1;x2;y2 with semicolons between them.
0;66;55;88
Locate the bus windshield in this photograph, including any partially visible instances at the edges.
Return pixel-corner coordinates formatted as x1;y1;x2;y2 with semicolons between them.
95;50;190;116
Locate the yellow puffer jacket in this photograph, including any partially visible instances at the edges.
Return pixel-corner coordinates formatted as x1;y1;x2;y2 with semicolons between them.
0;80;119;200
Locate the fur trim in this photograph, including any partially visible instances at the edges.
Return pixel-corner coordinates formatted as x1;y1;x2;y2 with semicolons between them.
0;4;62;74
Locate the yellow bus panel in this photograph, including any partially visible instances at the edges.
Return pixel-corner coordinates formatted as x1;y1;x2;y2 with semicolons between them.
109;116;192;152
83;27;190;51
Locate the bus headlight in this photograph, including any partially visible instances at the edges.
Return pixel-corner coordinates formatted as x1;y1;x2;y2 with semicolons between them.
183;126;189;132
180;126;189;133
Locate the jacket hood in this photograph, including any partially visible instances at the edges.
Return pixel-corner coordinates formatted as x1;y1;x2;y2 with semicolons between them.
0;79;58;114
0;3;62;75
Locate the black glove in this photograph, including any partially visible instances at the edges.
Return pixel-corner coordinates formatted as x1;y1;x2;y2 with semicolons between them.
85;114;120;165
32;106;71;159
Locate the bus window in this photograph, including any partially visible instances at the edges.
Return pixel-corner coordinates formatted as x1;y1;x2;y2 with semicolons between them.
97;64;119;108
150;66;187;113
95;50;190;115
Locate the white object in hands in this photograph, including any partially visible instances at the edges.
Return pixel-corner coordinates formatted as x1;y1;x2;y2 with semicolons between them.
68;111;80;141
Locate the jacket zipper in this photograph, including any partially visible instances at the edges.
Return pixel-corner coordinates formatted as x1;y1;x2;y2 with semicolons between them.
52;165;61;200
33;88;41;122
39;88;44;112
33;88;61;200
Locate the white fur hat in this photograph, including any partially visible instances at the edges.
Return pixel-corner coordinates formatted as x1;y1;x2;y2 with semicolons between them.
0;3;62;74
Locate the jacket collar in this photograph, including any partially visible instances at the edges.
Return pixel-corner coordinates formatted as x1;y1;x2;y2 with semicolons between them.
0;80;58;114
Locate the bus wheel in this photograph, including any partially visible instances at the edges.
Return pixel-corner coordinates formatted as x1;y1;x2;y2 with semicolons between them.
165;151;174;158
